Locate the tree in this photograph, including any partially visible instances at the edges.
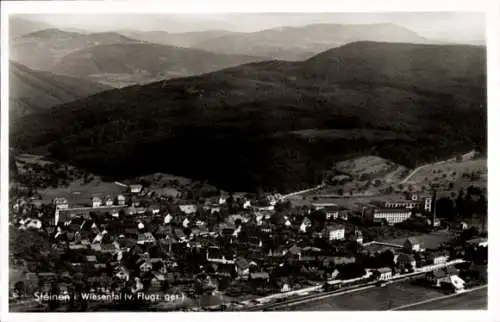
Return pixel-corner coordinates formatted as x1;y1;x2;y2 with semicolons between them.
436;197;456;219
14;281;25;297
338;262;365;279
379;250;396;269
460;227;479;242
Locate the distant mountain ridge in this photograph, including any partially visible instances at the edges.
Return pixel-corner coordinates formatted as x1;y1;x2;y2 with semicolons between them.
12;41;486;192
10;62;112;120
118;29;239;48
10;29;144;71
141;23;432;60
9;17;54;39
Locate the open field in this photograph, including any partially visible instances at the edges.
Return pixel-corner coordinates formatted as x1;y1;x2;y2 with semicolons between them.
286;280;453;311
380;230;455;248
336;156;409;183
397;286;487;310
405;157;486;190
16;154;53;166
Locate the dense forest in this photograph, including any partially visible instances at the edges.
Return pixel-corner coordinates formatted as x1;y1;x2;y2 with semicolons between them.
12;42;486;193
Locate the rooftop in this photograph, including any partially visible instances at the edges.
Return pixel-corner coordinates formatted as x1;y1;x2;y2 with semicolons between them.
377;267;392;273
374;208;413;214
465;238;488;245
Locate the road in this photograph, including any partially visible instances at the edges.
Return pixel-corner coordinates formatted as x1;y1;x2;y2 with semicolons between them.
395;286;487;310
281;184;326;200
400;165;428;184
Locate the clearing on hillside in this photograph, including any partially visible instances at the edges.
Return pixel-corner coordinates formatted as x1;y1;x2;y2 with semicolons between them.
405;157;486;191
335;156;409;183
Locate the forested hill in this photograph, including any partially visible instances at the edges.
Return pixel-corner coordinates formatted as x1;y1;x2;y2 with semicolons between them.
10;62;112;120
12;41;487;193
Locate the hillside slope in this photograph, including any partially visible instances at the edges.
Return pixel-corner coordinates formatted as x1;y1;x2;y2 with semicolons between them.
50;43;266;87
12;42;487;193
9;62;112;120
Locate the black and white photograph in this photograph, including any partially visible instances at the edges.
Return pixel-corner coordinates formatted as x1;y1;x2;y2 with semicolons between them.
1;0;496;318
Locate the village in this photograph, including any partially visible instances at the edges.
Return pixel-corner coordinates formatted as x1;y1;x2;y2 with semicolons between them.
9;169;488;311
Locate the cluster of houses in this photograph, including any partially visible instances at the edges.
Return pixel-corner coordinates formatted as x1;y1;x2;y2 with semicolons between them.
10;181;487;308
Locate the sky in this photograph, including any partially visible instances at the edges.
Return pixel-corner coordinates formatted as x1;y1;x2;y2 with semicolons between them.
16;12;485;43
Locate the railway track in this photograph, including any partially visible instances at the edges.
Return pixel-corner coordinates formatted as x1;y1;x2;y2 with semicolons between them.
246;273;426;311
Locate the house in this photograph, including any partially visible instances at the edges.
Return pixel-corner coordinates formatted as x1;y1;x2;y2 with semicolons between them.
104;196;114;207
383;200;420;210
375;267;392;281
69;242;86;250
173;228;187;242
396;253;416;273
179;204;197;215
401;232;454;253
99;243;116;253
288;245;302;259
322;206;340;220
53;197;69;210
218;196;227;205
249;272;270;282
324;224;345;240
137;232;156;245
139;261;153;272
327;269;341;280
465;238;488;248
337;210;349;221
248;236;263;248
228;214;246;225
404;237;423;252
443;265;459;276
372;209;412;225
85;255;97;263
148;205;161;215
426;269;447;286
213;263;236;278
354;230;363;244
163;213;174;224
277;278;291;292
130;185;143;194
242;200;252;209
268;247;288;258
428;252;449;265
235;258;251;279
329;256;356;266
299;217;312;233
93;263;107;269
311;203;338;211
260;223;272;233
450;221;469;231
20;218;43;230
116;195;126;206
207;246;235;264
92;197;102;208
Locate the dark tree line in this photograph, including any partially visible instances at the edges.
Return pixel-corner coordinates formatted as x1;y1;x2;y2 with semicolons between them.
436;186;487;220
